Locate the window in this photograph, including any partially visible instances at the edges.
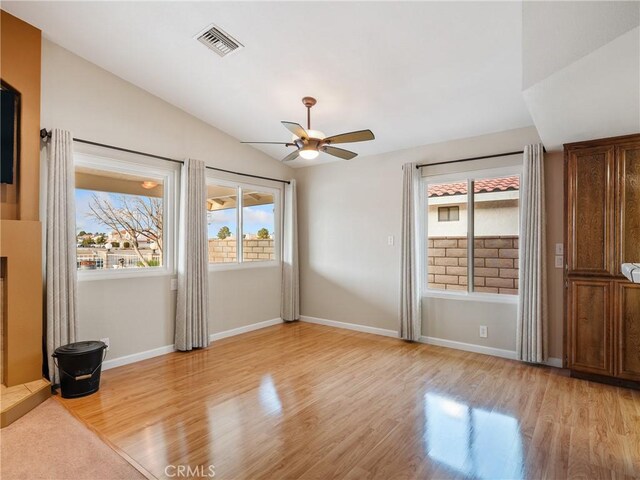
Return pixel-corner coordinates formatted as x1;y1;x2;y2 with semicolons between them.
438;206;459;222
242;190;275;262
74;154;177;278
425;168;521;298
207;178;279;267
427;183;468;292
207;184;238;263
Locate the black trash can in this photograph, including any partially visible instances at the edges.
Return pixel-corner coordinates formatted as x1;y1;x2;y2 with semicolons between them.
52;341;107;398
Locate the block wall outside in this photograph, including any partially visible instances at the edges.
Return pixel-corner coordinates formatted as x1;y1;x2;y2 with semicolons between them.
208;239;275;263
427;236;519;295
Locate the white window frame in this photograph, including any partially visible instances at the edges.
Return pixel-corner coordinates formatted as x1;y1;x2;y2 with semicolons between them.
206;174;281;271
74;152;178;281
423;164;522;304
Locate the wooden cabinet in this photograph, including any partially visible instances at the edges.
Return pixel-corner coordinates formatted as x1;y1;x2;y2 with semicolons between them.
566;146;615;276
617;283;640;381
565;134;640;388
568;278;613;376
616;142;640;275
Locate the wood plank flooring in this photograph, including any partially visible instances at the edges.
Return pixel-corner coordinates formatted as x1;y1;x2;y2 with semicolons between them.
61;322;640;479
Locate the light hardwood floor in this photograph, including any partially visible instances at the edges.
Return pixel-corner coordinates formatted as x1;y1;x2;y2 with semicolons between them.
62;322;640;479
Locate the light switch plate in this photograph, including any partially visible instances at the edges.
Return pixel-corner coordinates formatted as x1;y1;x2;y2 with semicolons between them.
555;243;564;255
555;256;564;268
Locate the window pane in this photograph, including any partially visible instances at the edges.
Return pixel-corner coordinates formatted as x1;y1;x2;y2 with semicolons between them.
242;190;275;262
207;184;238;263
473;175;520;295
75;167;164;270
427;182;468;292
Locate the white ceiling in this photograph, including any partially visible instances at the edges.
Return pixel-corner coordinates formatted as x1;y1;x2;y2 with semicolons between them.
4;1;534;167
522;1;639;89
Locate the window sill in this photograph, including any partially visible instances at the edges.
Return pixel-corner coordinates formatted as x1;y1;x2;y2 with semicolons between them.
208;260;281;272
78;267;173;282
424;290;519;304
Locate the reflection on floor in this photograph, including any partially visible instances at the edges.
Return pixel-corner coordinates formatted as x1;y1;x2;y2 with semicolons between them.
425;393;524;479
61;322;640;479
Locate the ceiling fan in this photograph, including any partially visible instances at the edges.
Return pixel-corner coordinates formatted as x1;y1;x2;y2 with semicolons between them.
241;97;375;162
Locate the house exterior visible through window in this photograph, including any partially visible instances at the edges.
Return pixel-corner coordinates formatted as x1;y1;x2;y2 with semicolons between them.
74;154;177;277
206;177;279;266
438;206;459;222
426;168;520;297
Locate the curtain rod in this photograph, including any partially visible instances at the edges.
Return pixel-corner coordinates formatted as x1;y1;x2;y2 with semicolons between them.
40;129;291;185
415;146;546;169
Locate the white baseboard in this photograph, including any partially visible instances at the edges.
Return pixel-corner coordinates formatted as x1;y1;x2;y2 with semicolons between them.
419;336;517;360
420;336;562;367
300;315;562;368
102;344;175;370
300;315;398;338
544;357;563;368
208;317;283;342
102;317;283;371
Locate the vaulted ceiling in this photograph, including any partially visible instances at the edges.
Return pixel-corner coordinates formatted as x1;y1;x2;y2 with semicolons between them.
4;1;532;166
4;1;638;166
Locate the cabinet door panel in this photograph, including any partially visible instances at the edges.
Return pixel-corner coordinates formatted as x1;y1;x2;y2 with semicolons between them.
616;142;640;274
569;279;613;375
567;147;615;275
617;283;640;381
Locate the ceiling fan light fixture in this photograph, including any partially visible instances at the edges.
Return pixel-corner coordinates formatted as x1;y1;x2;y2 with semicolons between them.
241;96;375;163
299;149;319;160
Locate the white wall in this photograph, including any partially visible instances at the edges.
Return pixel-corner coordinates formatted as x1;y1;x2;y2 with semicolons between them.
522;1;639;89
40;40;293;361
295;126;566;358
427;194;520;237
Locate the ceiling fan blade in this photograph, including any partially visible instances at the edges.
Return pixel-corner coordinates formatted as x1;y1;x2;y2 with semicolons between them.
322;146;358;160
281;121;308;139
281;150;300;162
241;141;293;145
323;129;375;144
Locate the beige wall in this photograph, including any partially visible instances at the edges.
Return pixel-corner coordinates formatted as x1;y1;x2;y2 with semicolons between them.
41;40;292;361
544;151;564;361
296;126;566;360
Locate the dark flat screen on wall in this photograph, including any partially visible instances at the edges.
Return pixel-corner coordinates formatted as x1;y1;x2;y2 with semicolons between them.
0;88;18;184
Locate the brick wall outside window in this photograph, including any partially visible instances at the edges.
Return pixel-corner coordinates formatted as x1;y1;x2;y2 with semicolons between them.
208;239;275;263
427;236;519;295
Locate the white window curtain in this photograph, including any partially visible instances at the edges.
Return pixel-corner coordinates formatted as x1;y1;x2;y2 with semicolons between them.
46;129;78;384
517;144;547;363
400;163;422;341
281;179;299;322
175;158;209;351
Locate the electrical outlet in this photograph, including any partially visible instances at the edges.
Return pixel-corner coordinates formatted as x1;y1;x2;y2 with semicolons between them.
100;337;110;350
555;255;564;268
387;235;394;246
171;278;178;291
479;326;488;338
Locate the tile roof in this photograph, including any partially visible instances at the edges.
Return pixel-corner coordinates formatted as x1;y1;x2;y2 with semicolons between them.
428;176;520;197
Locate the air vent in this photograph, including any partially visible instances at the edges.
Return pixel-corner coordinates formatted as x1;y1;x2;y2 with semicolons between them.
196;24;243;57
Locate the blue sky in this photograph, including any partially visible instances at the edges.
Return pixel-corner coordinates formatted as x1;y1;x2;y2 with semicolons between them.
207;204;275;238
76;189;274;237
75;189;117;234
